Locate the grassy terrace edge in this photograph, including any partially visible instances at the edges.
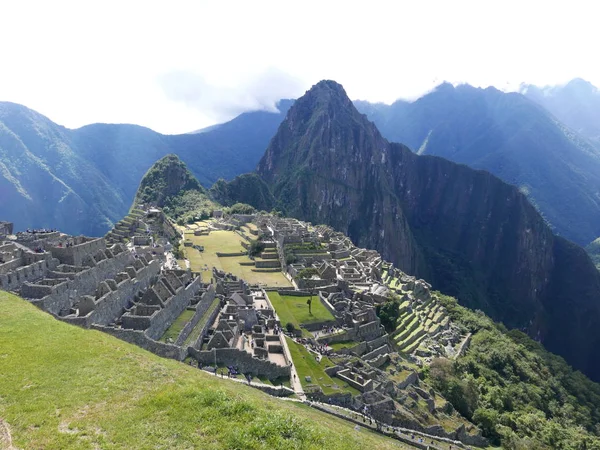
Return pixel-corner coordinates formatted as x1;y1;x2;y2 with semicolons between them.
0;291;406;449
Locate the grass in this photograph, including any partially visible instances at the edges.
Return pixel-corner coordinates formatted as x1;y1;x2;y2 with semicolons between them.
286;337;360;396
183;230;291;287
159;308;195;342
267;292;335;331
0;291;408;449
329;341;358;351
220;256;291;287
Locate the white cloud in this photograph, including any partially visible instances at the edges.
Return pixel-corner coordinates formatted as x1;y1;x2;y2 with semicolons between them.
158;68;304;122
0;0;598;133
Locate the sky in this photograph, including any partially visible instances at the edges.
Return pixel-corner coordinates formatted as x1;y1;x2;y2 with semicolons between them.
0;0;598;134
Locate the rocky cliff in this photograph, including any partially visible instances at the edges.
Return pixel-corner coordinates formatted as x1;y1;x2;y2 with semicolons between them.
257;80;600;380
355;83;600;246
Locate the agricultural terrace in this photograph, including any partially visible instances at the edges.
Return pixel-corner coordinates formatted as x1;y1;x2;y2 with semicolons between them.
182;227;291;287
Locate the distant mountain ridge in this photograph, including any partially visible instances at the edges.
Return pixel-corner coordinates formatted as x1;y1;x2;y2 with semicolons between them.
354;82;600;246
257;80;600;381
0;100;292;236
521;78;600;145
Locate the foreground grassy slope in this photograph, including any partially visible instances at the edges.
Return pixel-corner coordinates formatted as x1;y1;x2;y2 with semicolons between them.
0;292;405;449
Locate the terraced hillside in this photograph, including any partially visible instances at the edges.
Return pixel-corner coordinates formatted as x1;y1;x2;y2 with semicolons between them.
0;291;406;449
382;266;459;359
105;208;147;244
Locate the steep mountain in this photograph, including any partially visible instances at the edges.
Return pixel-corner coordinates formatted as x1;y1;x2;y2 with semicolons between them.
521;78;600;145
0;102;124;236
0;100;292;236
354;84;600;246
134;154;217;222
257;80;600;381
209;173;275;211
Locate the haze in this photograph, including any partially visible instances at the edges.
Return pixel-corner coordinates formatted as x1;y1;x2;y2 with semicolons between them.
0;0;598;134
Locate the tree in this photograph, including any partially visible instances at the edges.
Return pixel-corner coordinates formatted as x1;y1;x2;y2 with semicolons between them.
248;240;265;257
228;203;255;215
297;267;319;279
307;298;312;315
376;299;401;332
285;322;296;333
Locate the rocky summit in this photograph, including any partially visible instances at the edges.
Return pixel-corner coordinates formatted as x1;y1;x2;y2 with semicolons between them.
257;80;600;381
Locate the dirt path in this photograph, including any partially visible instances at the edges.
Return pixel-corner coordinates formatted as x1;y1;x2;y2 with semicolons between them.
0;419;16;450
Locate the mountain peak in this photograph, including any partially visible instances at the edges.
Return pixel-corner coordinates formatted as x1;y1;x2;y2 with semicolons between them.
296;79;354;112
257;80;385;187
134;154;203;208
564;77;598;94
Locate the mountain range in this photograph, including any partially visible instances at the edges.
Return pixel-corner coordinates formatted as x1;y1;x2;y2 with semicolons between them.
0;100;290;236
353;82;600;246
3;80;600;248
521;77;600;146
253;80;600;381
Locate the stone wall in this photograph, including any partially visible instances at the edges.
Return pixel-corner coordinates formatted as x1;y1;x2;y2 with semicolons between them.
250;383;294;397
0;257;59;291
49;238;106;266
23;250;134;315
192;297;222;349
86;259;161;326
92;325;187;360
362;344;389;361
189;347;291;378
145;276;203;340
0;222;13;236
175;285;216;346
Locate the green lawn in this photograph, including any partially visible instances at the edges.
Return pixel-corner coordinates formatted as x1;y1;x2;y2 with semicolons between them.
159;308;194;342
286;337;359;396
220;256;291;287
329;341;359;351
0;292;407;449
268;292;335;331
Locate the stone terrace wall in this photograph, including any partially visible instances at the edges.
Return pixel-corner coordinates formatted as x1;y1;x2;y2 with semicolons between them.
145;276;203;340
0;257;59;291
87;259;161;326
49;238;106;266
189;347;291;378
92;325;187;360
176;285;216;346
24;250;134;315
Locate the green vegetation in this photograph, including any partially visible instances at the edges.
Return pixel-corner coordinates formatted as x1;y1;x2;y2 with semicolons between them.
134;154;219;223
376;298;401;332
329;341;358;351
209;173;276;212
0;291;404;449
227;202;256;215
159;309;195;342
267;292;335;330
423;292;600;448
297;267;320;279
183;296;220;348
248;239;266;257
286;337;359;396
